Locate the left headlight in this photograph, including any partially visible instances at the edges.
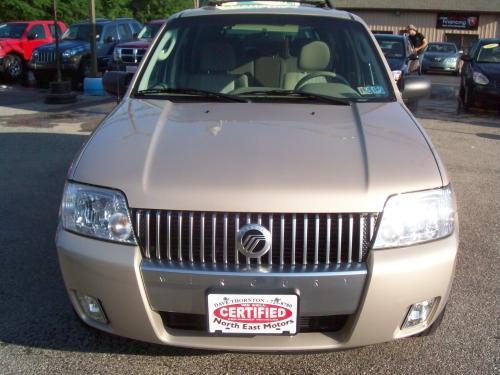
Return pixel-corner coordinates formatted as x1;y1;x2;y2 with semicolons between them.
62;49;78;58
61;182;136;244
373;185;455;249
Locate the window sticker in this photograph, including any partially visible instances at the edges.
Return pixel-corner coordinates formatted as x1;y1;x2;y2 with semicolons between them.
358;86;386;96
482;43;499;49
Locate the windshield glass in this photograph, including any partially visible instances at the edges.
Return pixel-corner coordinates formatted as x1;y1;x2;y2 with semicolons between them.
375;37;405;58
138;22;164;39
426;44;457;53
476;42;500;63
62;24;103;41
135;14;393;102
0;23;28;38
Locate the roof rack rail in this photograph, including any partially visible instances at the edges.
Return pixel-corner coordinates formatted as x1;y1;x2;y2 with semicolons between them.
201;0;335;9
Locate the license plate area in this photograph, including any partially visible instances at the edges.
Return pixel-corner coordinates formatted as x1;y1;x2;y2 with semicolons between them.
207;293;298;335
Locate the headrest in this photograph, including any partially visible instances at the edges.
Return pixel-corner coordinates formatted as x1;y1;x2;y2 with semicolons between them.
299;41;331;71
200;42;236;72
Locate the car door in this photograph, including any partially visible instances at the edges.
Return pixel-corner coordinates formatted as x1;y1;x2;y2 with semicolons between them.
117;22;134;44
23;24;50;61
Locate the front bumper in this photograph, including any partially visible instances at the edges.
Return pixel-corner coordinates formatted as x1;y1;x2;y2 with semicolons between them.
422;61;458;72
56;228;458;351
471;84;500;109
28;61;79;72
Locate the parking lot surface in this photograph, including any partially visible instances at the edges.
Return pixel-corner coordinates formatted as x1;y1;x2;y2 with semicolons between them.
0;76;498;374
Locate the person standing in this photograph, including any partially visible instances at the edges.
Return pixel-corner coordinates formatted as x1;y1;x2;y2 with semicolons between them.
406;24;428;73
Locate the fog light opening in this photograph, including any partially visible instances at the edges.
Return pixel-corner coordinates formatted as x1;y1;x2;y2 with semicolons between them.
402;298;438;330
76;292;108;324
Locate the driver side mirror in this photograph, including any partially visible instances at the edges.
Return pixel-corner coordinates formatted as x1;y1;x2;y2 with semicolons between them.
105;36;116;44
402;76;431;100
103;71;132;98
133;32;139;39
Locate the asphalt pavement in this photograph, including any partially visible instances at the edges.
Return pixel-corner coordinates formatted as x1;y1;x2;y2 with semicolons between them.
0;77;498;374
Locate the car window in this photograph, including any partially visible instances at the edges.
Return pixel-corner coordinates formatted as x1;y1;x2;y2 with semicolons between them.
476;42;500;63
117;23;132;40
62;24;103;41
426;44;457;53
138;22;164;39
103;25;118;42
28;24;46;39
48;24;63;39
136;14;393;102
0;23;28;38
131;22;142;35
375;37;405;58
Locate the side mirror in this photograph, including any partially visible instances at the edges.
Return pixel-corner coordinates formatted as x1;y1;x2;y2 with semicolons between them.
461;54;472;62
133;32;139;39
103;71;131;97
105;36;116;43
27;33;38;40
402;76;431;100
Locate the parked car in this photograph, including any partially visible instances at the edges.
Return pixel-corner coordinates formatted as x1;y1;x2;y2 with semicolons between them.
0;20;67;80
459;38;500;111
374;33;421;110
29;18;142;87
57;0;455;351
421;42;461;75
110;20;166;73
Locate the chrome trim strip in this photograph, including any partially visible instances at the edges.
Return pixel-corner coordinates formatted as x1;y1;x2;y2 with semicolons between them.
177;212;182;261
200;213;205;264
326;214;331;264
348;214;353;263
280;214;285;265
359;215;364;262
145;210;151;259
223;213;228;265
212;213;216;264
268;214;273;265
189;212;194;263
337;214;342;264
156;211;161;260
303;214;308;265
167;211;171;261
314;214;320;265
235;213;239;265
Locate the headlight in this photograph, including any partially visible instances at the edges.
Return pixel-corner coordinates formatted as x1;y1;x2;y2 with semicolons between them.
391;70;403;81
373;185;455;249
62;49;78;58
113;48;121;62
32;50;39;60
472;71;489;85
445;57;457;64
61;182;136;244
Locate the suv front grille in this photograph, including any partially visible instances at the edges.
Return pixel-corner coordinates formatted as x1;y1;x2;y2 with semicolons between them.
36;51;57;64
119;48;146;64
131;210;378;267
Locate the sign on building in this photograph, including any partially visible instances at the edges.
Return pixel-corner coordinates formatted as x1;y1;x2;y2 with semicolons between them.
436;13;480;30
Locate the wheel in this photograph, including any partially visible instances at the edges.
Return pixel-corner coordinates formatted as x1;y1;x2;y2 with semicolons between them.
414;306;446;337
3;54;24;80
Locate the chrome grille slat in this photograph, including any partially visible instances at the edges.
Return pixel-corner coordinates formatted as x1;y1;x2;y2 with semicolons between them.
133;210;378;268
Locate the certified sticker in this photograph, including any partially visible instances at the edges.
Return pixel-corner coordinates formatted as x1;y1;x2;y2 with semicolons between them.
358;86;386;96
207;294;298;334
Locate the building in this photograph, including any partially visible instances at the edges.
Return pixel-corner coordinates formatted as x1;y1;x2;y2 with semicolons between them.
336;0;500;51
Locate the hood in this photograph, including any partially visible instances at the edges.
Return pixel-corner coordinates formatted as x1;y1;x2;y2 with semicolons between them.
386;57;406;71
475;62;500;78
116;39;151;49
424;51;457;59
37;40;89;52
72;100;442;213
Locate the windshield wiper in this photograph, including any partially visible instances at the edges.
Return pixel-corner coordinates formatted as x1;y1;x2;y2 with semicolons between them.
135;87;249;103
242;89;351;106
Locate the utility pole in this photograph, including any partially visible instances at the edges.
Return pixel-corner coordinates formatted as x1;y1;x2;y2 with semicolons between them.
53;0;61;82
88;0;98;78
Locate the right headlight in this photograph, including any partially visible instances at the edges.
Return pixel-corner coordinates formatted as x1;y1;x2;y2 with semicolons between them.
472;71;489;85
61;182;136;245
373;185;455;249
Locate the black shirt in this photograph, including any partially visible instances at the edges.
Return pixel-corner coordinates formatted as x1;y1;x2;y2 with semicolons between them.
409;32;426;52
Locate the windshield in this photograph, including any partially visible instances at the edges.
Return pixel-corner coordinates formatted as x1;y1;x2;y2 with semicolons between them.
426;44;457;53
0;23;28;38
135;14;394;102
375;37;405;58
138;22;164;39
476;42;500;63
62;24;103;41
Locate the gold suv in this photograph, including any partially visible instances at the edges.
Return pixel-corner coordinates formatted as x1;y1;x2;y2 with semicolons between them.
56;0;457;351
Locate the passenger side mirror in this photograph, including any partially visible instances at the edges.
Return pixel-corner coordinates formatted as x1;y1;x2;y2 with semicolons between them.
461;54;472;62
409;53;419;61
105;36;116;44
402;76;431;100
103;71;132;98
27;33;38;40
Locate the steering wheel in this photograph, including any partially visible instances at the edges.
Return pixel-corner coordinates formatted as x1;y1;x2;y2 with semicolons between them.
294;71;351;91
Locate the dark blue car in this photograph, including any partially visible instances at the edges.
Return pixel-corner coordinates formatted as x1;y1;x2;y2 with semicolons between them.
459;38;500;111
29;18;142;87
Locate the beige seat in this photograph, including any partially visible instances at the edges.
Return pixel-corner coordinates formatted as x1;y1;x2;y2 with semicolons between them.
283;41;331;90
188;42;248;93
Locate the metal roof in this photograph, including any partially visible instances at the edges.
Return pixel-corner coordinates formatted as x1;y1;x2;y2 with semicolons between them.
334;0;500;13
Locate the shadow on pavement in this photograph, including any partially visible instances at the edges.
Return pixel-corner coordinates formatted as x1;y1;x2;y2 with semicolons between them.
0;132;214;357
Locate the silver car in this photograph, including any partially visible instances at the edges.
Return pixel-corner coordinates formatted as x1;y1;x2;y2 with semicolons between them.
422;42;461;75
56;0;457;351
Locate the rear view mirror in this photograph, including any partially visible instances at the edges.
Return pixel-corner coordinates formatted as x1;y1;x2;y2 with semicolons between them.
402;76;431;100
103;71;132;98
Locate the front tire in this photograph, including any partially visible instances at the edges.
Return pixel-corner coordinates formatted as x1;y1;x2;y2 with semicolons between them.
3;54;24;80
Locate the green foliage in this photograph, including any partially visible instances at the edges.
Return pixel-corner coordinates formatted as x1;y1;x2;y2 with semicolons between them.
0;0;194;25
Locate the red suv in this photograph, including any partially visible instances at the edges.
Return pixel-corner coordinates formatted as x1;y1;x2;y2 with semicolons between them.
0;21;67;80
